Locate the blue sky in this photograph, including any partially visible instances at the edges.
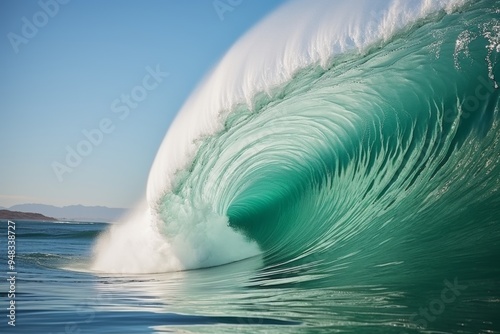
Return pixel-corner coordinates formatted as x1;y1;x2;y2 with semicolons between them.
0;0;287;208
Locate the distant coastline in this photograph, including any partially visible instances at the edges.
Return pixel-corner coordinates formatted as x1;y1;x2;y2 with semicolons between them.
0;204;126;222
0;209;58;221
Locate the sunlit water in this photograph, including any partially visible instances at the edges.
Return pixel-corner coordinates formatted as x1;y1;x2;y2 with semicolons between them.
0;221;498;333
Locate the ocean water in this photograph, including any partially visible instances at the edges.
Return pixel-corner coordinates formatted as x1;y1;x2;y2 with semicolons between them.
1;219;498;334
2;0;500;333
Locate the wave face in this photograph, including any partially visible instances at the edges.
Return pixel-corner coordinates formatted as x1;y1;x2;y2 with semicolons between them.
91;0;500;290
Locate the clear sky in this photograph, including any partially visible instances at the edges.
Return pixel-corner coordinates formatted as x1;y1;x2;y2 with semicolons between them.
0;0;287;209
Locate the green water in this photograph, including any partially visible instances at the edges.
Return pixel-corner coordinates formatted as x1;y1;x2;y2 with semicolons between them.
87;1;500;332
157;2;500;331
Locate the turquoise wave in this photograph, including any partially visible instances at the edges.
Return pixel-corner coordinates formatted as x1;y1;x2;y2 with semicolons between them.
89;1;500;331
152;0;499;283
80;1;500;332
92;0;499;282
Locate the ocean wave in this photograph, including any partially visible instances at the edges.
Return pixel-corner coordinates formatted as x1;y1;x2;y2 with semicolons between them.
91;0;499;277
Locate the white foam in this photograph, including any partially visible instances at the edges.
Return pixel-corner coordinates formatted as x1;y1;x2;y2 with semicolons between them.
91;201;183;273
91;199;260;273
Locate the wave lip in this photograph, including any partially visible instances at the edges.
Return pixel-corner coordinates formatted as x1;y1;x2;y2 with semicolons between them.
146;0;467;205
